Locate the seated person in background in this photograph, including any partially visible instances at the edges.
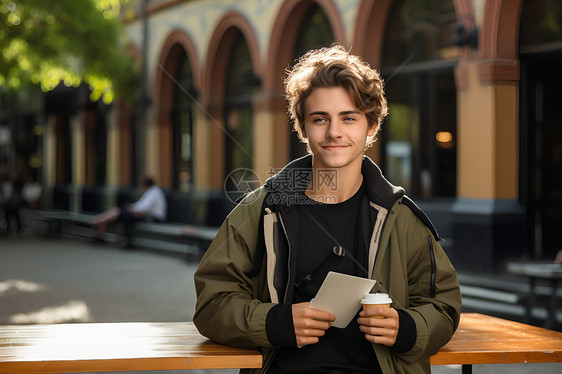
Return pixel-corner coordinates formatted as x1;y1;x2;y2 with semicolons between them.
555;250;562;264
22;175;43;208
92;176;167;248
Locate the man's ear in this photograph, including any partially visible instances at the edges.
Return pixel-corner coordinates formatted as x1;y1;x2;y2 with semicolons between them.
367;123;378;137
302;126;308;139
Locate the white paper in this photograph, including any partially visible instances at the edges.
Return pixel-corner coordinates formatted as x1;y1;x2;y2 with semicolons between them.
309;271;376;328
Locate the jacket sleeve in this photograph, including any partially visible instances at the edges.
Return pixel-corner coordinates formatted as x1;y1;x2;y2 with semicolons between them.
193;188;275;350
388;207;462;364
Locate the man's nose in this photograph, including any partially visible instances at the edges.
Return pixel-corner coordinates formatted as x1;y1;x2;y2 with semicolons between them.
327;121;342;138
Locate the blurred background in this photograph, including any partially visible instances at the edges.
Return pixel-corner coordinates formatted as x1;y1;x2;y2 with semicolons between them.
0;0;561;349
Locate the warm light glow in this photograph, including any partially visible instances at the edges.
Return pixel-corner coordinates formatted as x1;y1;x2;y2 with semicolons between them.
10;300;90;324
436;131;453;143
0;279;44;294
9;323;168;361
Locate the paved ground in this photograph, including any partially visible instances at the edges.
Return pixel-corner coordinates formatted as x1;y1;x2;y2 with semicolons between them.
1;232;561;373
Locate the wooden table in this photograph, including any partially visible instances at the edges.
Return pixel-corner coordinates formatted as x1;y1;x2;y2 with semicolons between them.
1;314;561;373
507;261;562;328
0;322;262;373
432;313;562;373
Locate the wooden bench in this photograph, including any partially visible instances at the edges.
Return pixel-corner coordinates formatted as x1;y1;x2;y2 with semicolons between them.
38;209;219;258
507;261;562;329
1;314;562;373
458;270;562;329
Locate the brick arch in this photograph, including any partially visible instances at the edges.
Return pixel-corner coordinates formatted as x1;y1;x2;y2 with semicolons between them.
352;0;473;67
154;29;200;117
203;11;261;188
478;0;524;82
351;0;393;68
265;0;346;95
481;0;524;60
153;29;200;188
203;11;262;106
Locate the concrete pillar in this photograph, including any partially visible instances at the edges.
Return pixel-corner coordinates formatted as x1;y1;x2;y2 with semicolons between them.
451;60;526;273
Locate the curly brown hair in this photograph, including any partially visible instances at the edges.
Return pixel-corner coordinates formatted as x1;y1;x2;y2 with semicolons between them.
284;44;388;150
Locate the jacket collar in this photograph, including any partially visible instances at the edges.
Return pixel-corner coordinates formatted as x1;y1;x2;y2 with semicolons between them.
264;154;404;211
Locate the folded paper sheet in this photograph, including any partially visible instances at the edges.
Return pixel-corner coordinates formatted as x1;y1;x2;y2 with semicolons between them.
309;271;376;328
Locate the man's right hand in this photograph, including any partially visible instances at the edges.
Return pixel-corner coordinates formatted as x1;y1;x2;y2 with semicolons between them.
292;302;335;348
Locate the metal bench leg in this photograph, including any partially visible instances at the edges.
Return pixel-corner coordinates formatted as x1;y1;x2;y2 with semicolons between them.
525;277;537;324
546;278;559;329
462;364;472;374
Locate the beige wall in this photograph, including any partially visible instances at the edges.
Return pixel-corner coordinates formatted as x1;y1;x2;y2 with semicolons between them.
456;62;519;200
71;115;85;186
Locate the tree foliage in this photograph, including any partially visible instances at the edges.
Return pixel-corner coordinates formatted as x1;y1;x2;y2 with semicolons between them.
0;0;139;104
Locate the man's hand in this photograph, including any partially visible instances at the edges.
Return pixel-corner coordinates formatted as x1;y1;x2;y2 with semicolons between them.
357;307;399;346
292;302;335;348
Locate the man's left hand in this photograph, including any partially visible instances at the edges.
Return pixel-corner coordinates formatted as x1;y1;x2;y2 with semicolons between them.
357;307;399;346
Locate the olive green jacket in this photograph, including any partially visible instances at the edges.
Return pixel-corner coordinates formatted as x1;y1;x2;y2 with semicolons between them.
194;156;462;373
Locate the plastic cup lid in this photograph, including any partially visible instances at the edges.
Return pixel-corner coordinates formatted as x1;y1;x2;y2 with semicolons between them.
360;293;392;304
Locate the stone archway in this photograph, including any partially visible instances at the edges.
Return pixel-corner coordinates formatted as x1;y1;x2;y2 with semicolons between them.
154;30;200;188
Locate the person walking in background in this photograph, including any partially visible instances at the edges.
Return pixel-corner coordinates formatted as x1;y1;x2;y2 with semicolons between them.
91;176;167;249
0;174;24;235
194;44;461;373
0;173;12;233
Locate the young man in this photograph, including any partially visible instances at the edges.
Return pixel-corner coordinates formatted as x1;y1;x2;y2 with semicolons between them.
194;45;461;373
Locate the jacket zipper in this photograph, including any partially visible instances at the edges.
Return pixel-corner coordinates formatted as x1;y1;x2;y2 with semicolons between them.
427;235;436;298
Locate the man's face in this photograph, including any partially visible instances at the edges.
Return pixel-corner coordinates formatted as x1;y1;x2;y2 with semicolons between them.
303;86;375;170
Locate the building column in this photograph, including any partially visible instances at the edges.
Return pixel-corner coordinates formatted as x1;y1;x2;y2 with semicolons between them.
450;59;526;273
145;106;159;183
253;95;289;183
193;105;210;191
43;116;57;187
106;105;120;186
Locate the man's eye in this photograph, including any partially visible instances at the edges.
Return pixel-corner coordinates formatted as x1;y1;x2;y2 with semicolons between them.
313;117;327;123
342;117;356;123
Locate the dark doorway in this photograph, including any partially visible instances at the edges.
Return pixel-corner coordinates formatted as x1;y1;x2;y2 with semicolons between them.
521;54;562;259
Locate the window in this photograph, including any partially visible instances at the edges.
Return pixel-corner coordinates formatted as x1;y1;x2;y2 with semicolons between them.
224;32;254;174
381;0;458;199
172;51;194;192
290;4;335;160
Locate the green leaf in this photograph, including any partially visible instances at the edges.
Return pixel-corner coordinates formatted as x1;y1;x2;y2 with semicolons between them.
0;0;139;103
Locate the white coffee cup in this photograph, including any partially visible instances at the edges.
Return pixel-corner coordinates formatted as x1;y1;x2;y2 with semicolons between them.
360;293;392;317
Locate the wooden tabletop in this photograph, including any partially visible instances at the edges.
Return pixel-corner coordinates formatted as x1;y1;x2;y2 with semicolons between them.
0;322;262;373
431;313;562;365
2;314;562;373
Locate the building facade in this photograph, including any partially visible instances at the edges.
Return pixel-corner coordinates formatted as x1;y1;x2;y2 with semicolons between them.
28;0;562;272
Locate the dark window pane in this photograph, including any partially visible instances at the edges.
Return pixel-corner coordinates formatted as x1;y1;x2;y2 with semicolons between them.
382;0;458;67
290;4;335;160
382;0;457;199
520;0;562;48
224;32;253;173
173;51;194;191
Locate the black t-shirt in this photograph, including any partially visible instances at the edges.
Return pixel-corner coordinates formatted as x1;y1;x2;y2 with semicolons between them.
268;181;383;374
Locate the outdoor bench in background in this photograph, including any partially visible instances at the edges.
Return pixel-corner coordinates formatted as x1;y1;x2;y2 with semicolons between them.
36;184;234;259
